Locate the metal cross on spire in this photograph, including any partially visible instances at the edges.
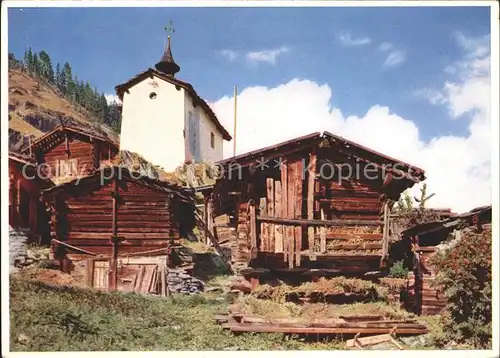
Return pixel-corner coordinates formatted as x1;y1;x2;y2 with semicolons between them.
164;20;175;38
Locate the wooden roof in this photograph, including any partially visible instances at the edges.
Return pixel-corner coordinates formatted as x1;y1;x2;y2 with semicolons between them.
218;131;426;182
401;205;492;237
21;122;119;155
114;68;232;141
40;166;195;203
8;151;36;165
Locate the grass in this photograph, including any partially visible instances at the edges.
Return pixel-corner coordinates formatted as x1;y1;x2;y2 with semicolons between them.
9;275;347;351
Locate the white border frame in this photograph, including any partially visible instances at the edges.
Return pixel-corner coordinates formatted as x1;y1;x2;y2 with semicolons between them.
1;1;499;358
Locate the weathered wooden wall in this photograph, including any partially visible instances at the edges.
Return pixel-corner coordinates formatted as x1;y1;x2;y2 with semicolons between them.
9;160;48;239
41;137;94;179
47;178;184;261
36;131;118;181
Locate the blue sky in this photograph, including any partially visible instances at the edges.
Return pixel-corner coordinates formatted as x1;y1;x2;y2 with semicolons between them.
8;6;490;142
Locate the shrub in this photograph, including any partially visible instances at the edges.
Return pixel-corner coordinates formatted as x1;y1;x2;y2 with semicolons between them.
388;260;409;278
430;229;492;348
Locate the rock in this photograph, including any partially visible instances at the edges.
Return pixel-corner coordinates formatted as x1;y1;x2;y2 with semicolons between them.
17;334;30;344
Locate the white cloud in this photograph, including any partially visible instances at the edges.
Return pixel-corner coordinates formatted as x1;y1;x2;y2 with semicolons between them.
104;93;121;105
218;49;238;62
246;46;289;64
379;42;393;51
338;33;371;46
413;88;445;105
211;34;491;213
384;50;406;67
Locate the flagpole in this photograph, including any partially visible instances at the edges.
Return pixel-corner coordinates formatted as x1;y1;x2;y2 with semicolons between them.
233;85;238;157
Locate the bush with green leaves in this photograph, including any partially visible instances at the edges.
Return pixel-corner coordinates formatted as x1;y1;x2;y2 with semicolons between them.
430;229;492;348
388;260;409;278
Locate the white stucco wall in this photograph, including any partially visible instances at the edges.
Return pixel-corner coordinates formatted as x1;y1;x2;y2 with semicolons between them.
120;76;186;172
184;93;224;164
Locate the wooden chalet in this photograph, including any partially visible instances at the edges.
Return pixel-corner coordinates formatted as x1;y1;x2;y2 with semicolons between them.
40;166;195;260
209;131;426;278
9;151;52;242
22;123;119;184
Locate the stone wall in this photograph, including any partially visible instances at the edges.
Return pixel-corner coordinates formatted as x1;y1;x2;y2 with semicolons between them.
167;268;205;294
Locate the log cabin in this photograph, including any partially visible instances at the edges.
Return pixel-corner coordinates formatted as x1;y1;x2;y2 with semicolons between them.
208;131;426;279
22;123;119;184
9;151;52;243
40;165;195;267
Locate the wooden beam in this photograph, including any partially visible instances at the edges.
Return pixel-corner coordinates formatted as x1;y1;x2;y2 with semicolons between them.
381;201;390;267
287;161;296;269
259;198;267;252
274;181;283;253
307;153;316;261
224;324;427;335
281;162;288;262
204;196;209;245
109;179;118;292
266;178;274;253
65;133;70;159
320;208;326;254
294;160;303;267
249;203;257;259
256;216;380;227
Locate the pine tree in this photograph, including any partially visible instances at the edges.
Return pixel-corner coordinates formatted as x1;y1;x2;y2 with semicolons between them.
39;50;54;83
107;103;122;132
32;53;39;77
55;63;61;90
63;62;74;99
24;48;34;73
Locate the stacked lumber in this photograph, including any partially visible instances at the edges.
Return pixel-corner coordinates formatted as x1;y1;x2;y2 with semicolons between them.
215;306;428;336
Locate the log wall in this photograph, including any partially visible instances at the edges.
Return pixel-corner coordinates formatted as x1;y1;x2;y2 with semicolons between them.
9;161;48;239
42;137;95;179
48;178;183;260
38;132;117;181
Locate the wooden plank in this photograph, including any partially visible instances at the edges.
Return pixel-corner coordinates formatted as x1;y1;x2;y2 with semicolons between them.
320;209;326;253
281;162;288;262
204;196;209;245
160;263;166;297
381;201;389;267
134;265;146;293
274;181;283;253
346;334;392;348
140;265;156;294
266;178;275;253
307;153;316;261
287;161;296;269
259;197;267;252
249;203;257;259
225;324;427;335
256;216;380;227
294;159;303;267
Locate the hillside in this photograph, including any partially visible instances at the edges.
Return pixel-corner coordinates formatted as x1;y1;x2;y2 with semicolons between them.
8;69;119;152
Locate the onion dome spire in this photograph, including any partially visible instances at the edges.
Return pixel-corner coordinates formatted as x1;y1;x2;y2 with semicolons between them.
155;22;180;77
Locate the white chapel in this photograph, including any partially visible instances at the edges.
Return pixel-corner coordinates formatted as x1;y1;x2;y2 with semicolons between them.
115;35;232;172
